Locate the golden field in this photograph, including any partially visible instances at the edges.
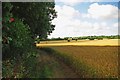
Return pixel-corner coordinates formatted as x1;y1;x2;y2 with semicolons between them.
49;46;119;78
36;39;120;47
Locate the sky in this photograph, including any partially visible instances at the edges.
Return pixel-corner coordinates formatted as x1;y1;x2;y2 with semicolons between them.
48;0;119;38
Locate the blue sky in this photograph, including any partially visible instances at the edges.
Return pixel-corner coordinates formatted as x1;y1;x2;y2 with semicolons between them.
48;0;119;38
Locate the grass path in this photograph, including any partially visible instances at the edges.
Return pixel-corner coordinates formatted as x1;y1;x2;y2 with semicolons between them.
37;50;80;78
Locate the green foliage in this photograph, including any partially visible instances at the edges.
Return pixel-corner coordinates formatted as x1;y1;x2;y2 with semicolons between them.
2;49;40;78
64;37;69;40
2;11;33;58
11;2;57;39
63;35;120;41
50;37;64;41
39;64;53;78
97;37;103;40
88;36;95;40
2;58;25;78
35;38;41;44
2;2;57;78
2;3;37;78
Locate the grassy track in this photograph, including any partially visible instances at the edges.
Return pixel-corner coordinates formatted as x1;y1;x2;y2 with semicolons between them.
37;50;80;78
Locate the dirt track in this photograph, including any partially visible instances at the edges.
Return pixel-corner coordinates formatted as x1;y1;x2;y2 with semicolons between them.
36;39;119;47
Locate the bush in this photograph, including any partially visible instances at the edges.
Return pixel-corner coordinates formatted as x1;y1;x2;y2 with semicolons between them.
2;48;39;78
89;38;94;40
2;3;37;78
2;3;33;59
2;15;33;58
97;38;103;40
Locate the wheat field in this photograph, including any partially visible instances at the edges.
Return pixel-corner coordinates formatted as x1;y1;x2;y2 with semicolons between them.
36;39;119;47
49;46;119;78
37;39;119;78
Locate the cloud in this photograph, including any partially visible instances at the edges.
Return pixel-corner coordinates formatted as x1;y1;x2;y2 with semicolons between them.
113;22;118;28
49;3;118;38
52;5;81;25
51;5;82;37
55;0;119;4
87;3;118;20
55;0;83;6
89;0;101;2
92;22;110;30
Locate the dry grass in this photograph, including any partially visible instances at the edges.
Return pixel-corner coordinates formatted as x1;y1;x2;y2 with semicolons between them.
49;46;118;78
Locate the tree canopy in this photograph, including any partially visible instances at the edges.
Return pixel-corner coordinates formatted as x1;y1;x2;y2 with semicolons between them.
2;2;57;78
10;2;57;39
2;2;57;58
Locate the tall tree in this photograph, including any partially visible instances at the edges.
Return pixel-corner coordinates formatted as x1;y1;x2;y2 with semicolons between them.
11;2;57;39
2;2;57;58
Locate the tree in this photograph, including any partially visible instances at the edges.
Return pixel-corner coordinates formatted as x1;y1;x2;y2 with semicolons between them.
2;2;57;78
11;2;57;39
2;2;57;58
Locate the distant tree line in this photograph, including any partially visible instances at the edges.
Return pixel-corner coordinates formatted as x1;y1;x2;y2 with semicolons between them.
77;35;120;40
38;35;120;42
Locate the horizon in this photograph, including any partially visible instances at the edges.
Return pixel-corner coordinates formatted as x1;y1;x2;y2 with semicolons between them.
48;34;119;39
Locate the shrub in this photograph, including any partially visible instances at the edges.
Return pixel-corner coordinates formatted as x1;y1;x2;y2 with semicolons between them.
2;48;39;78
97;37;103;40
2;2;33;59
89;38;94;40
